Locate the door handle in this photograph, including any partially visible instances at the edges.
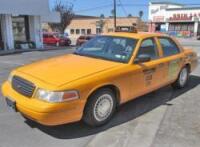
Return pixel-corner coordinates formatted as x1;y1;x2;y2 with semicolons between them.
143;67;156;74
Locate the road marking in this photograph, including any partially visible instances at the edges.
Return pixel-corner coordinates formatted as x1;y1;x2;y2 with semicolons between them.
87;106;168;147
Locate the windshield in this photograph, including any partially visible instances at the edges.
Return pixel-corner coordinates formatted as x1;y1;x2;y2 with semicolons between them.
75;36;137;63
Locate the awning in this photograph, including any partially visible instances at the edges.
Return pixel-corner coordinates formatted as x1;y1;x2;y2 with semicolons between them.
0;0;60;22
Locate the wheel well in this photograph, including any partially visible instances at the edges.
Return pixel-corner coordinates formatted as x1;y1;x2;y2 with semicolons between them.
87;85;121;106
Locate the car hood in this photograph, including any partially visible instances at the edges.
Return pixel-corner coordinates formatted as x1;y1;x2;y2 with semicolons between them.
16;54;120;86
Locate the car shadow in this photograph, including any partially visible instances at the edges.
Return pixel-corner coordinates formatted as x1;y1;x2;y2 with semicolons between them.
25;75;200;139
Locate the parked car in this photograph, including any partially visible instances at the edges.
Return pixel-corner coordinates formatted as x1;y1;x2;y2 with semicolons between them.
2;31;198;127
43;33;71;47
76;35;95;46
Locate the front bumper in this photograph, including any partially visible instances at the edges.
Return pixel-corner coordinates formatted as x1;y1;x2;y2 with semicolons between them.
1;82;85;126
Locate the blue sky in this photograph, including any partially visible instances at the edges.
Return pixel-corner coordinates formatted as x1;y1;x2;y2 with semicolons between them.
49;0;200;20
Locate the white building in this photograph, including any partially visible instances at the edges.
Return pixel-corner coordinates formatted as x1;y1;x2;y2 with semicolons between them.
148;2;200;37
0;0;60;51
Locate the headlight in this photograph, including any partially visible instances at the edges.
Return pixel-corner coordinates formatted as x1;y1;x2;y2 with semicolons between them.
8;74;13;83
35;89;79;103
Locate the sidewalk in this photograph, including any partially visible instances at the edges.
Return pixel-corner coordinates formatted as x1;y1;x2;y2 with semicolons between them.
0;46;75;56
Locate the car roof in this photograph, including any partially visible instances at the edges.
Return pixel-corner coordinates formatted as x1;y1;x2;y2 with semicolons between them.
103;32;169;40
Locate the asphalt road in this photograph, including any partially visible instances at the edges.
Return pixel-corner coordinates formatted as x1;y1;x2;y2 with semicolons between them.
0;40;200;147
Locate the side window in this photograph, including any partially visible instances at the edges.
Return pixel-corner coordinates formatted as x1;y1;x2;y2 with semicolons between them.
137;38;158;59
49;34;54;38
158;38;180;57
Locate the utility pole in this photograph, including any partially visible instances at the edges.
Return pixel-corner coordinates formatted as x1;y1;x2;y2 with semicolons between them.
114;0;117;31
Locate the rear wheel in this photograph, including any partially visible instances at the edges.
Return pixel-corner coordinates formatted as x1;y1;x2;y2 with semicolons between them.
83;88;117;127
172;66;189;89
56;42;60;47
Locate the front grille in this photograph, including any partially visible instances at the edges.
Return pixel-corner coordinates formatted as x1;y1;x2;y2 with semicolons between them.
12;76;35;98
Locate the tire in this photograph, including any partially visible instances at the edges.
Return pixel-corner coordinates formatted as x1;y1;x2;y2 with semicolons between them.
172;66;189;89
83;88;117;127
56;42;60;47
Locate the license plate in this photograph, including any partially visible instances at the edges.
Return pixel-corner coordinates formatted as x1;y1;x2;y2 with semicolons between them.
5;98;17;112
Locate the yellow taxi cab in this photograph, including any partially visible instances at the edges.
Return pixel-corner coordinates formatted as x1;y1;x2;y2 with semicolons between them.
1;30;198;127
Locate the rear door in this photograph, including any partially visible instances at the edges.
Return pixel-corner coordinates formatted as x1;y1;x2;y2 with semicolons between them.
129;37;165;99
157;37;183;84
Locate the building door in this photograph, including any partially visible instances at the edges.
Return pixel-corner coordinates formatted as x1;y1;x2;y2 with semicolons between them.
12;15;30;42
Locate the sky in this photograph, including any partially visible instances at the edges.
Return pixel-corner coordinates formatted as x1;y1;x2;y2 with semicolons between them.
49;0;200;21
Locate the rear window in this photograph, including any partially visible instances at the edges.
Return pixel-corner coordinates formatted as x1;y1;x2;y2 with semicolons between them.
86;36;93;40
158;37;180;57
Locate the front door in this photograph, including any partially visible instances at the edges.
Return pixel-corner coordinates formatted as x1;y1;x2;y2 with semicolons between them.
129;37;165;100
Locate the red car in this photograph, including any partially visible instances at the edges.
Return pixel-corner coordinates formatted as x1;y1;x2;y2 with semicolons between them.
43;33;71;47
76;35;95;46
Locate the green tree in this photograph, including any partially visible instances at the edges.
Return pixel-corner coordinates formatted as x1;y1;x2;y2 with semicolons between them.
139;10;144;19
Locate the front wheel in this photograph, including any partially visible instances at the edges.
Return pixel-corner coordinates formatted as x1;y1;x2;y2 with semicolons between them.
83;88;117;127
172;66;189;89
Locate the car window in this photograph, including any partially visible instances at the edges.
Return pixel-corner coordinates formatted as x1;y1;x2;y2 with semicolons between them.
137;38;158;59
75;36;137;63
79;36;85;40
49;34;54;38
158;37;180;57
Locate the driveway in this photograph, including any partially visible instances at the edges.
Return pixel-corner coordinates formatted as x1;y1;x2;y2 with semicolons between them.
0;40;200;147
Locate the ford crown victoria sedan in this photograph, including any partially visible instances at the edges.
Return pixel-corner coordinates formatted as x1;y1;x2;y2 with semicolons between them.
1;32;198;127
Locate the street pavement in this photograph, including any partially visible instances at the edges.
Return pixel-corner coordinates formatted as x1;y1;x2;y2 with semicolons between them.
0;39;200;147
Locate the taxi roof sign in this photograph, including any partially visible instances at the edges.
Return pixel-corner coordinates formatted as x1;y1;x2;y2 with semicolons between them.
115;26;138;33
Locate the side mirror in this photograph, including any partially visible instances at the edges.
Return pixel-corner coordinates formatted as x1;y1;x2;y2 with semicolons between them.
134;54;151;64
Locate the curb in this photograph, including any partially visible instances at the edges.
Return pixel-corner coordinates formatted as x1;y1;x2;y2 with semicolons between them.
0;47;75;56
86;106;167;147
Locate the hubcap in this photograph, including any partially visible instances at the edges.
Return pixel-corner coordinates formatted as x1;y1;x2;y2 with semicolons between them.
179;68;188;86
94;94;114;122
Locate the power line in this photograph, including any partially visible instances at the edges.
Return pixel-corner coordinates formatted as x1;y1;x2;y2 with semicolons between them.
118;0;135;24
74;3;200;13
118;0;129;16
75;4;112;13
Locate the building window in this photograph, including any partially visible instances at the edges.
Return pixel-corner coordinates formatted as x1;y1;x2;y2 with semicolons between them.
87;29;91;34
175;24;181;31
76;29;80;34
12;15;30;41
188;24;194;32
169;23;194;33
81;29;86;35
108;28;114;32
96;28;102;34
70;29;75;34
169;24;175;31
181;24;188;31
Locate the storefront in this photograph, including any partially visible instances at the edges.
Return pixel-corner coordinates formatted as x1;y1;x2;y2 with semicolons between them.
149;2;200;38
0;0;60;50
